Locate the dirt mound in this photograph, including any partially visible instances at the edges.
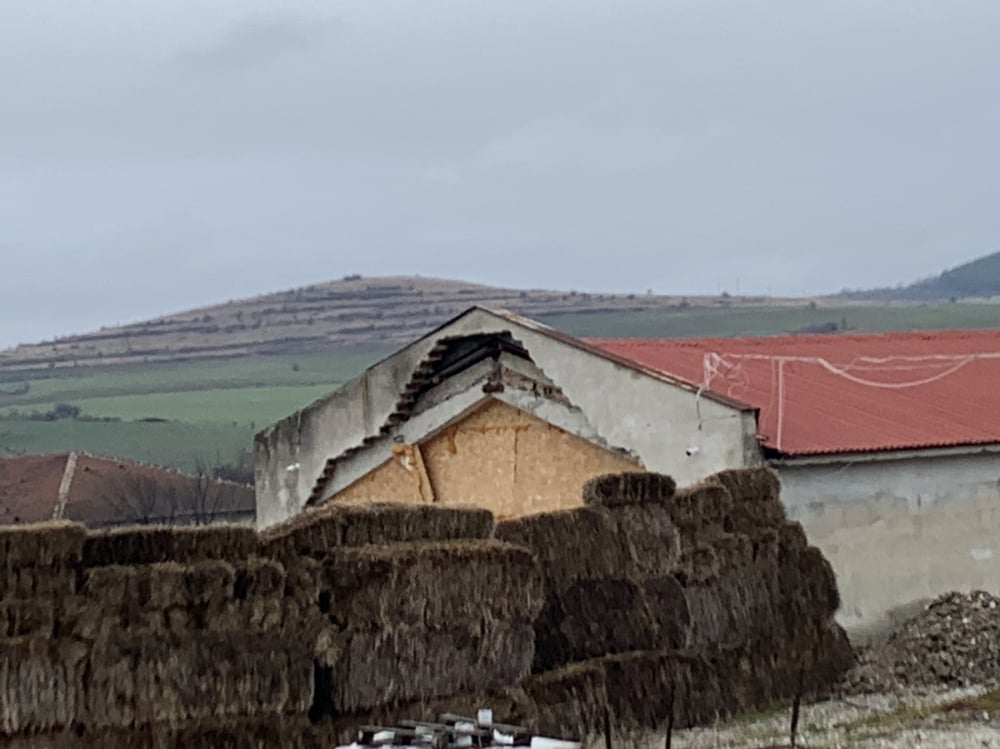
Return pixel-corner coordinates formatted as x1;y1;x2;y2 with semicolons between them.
843;590;1000;694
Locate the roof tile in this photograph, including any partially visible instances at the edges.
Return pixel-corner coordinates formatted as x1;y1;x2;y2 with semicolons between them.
591;329;1000;456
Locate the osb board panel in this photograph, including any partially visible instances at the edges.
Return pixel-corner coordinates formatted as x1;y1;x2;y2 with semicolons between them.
421;399;641;519
334;444;433;505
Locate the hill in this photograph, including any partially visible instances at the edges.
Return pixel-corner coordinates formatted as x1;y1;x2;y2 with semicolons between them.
0;275;790;372
841;251;1000;302
3;274;1000;473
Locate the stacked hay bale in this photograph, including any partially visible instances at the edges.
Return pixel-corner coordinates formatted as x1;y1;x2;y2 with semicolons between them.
496;474;686;673
260;501;542;717
1;523;87;737
502;468;854;739
71;524;314;734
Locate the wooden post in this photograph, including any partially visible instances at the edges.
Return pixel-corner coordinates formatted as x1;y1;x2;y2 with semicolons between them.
603;705;613;749
665;682;676;749
790;663;805;748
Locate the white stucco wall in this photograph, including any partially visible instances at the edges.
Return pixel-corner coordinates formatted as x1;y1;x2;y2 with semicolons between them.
254;309;758;529
778;447;1000;638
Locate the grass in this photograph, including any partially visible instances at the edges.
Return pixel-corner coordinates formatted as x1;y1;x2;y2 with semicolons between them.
1;384;338;425
0;346;391;471
0;419;252;474
3;302;1000;472
541;301;1000;339
0;347;390;405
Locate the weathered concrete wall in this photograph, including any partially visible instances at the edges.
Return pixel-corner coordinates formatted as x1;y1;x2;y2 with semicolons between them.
335;399;643;518
779;448;1000;638
254;309;757;529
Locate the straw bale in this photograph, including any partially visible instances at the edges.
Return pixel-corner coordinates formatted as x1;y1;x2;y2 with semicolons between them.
777;520;809;557
495;507;629;591
685;571;776;648
82;524;257;567
610;503;681;580
558;578;659;660
712;532;754;572
82;563;187;609
710;467;788;531
710;466;781;505
663;481;733;536
582;472;677;508
0;521;86;570
0;601;55;639
642;575;691;650
749;527;781;567
260;502;495;560
0;566;76;601
86;632;312;728
676;543;720;585
332;620;535;713
531;598;574;673
522;660;608;740
0;637;86;736
601;650;688;729
779;544;841;619
78;560;238;635
320;540;542;631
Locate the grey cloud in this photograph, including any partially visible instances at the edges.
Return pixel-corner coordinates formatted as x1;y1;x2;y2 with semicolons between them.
175;10;342;73
2;0;1000;348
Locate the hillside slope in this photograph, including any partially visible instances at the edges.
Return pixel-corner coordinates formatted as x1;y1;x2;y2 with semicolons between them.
0;275;783;372
842;251;1000;302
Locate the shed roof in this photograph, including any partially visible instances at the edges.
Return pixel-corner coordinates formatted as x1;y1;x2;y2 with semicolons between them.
0;453;254;526
592;329;1000;457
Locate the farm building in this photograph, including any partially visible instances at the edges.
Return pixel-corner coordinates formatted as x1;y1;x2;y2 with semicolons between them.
0;452;255;527
254;307;1000;633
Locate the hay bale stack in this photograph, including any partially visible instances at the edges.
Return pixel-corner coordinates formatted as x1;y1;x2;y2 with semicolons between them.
582;472;677;508
522;660;608;740
708;467;786;531
318;540;542;631
0;522;87;570
557;578;659;660
309;539;542;713
0;602;55;639
82;525;258;567
85;633;312;728
0;638;86;736
666;481;733;535
331;620;535;713
1;523;86;602
498;502;688;671
495;507;630;591
261;502;495;560
77;560;237;635
610;503;681;579
684;571;777;648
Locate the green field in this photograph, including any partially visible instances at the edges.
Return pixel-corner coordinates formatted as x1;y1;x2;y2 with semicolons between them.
538;301;1000;339
0;346;392;472
3;302;999;473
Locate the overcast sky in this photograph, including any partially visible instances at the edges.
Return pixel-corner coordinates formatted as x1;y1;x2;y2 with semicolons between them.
2;0;999;348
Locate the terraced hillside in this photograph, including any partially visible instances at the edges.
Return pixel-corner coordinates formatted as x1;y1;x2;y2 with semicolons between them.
0;275;790;372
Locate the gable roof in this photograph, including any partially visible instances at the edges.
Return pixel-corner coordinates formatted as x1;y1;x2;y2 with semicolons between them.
305;329;642;505
0;453;255;526
592;329;1000;457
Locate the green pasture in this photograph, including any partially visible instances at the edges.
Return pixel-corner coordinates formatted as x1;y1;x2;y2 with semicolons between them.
540;301;1000;339
3;302;999;472
0;419;252;474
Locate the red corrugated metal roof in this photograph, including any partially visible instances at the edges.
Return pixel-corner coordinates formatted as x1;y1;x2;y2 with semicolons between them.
590;329;1000;457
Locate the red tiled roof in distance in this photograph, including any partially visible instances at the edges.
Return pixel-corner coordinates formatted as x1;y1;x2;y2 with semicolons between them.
0;453;255;526
590;329;1000;457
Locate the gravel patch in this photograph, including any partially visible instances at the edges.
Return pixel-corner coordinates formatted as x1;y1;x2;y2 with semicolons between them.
614;686;1000;748
844;590;1000;694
